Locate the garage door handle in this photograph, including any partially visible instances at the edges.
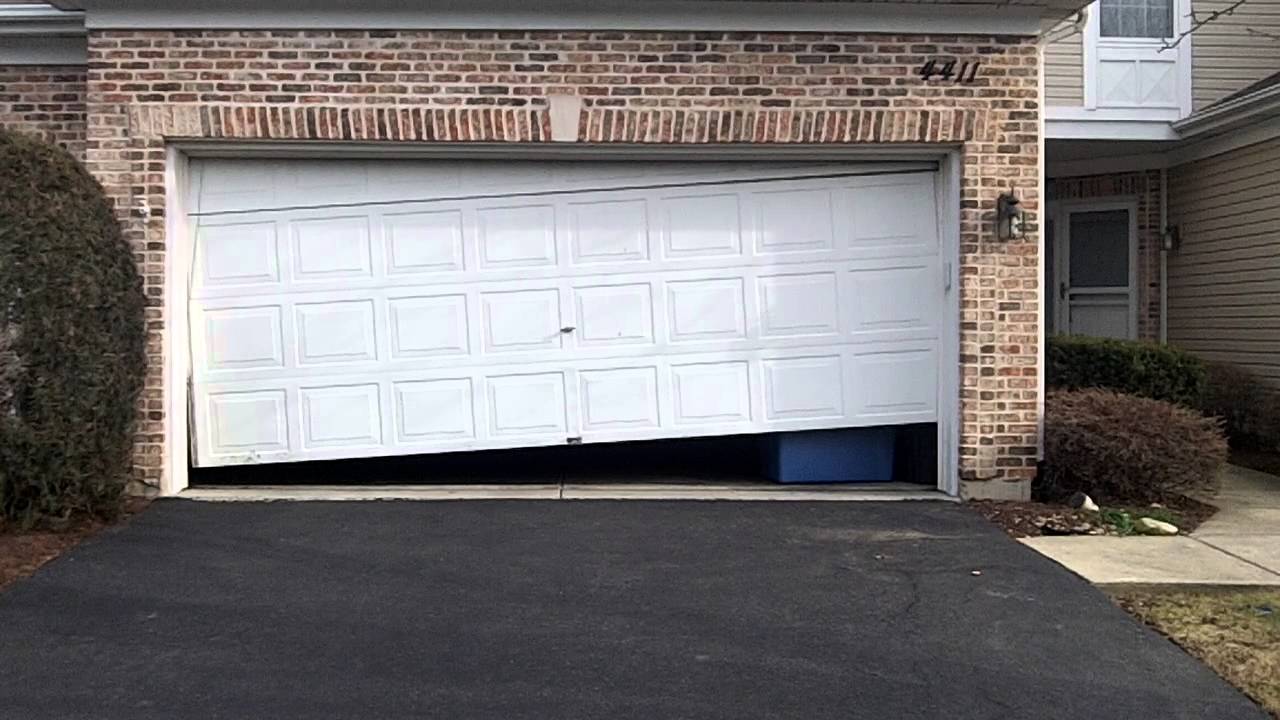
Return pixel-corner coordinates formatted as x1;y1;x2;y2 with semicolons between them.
560;326;576;334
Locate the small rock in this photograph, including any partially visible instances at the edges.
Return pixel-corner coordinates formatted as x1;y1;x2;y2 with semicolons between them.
1068;492;1100;512
1137;517;1179;535
1149;503;1165;509
971;570;983;576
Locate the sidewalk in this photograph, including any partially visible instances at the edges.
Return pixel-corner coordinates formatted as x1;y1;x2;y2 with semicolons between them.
1022;464;1280;585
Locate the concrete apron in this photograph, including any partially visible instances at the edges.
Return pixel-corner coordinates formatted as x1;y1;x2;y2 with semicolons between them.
1023;465;1280;586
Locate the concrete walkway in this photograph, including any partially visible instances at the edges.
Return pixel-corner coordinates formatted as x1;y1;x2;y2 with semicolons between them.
1023;464;1280;585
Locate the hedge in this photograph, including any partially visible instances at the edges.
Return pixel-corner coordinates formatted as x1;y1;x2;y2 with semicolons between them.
1046;335;1207;407
0;131;148;527
1042;389;1228;503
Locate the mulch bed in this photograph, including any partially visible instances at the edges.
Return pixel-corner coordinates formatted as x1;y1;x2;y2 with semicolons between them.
0;498;149;593
971;493;1218;539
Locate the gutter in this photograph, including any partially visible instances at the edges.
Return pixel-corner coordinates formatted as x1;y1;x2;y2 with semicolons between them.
1174;83;1280;137
0;3;85;36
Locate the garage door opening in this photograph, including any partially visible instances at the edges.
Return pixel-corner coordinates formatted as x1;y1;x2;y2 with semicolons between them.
190;424;938;488
178;156;954;494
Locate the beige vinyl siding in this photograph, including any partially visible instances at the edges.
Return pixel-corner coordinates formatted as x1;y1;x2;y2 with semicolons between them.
1167;136;1280;390
1191;0;1280;110
1045;27;1085;106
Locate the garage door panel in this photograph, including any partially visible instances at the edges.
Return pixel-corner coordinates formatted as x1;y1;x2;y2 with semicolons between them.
196;221;282;289
568;197;650;264
393;378;477;446
753;186;837;255
666;278;748;343
387;294;470;359
486;372;571;438
193;340;940;464
192;258;939;385
384;210;466;275
299;384;384;450
758;272;841;339
189;163;944;467
845;264;941;336
475;204;559;269
290;216;374;282
573;283;656;348
849;348;938;418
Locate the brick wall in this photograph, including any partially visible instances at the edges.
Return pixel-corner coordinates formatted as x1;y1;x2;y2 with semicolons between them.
0;65;87;156
83;29;1041;496
1048;171;1163;342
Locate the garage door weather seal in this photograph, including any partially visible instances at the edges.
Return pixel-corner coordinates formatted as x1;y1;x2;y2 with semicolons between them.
180;484;955;503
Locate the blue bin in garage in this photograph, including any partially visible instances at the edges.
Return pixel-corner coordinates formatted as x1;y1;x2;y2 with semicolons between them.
762;427;896;484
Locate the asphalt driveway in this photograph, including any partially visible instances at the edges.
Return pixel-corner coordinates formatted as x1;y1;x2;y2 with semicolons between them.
0;500;1267;720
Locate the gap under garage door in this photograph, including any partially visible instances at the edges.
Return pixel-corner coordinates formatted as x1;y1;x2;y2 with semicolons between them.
186;159;945;468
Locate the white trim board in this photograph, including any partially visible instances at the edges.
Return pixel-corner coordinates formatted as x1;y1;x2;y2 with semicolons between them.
1046;118;1180;141
67;0;1046;35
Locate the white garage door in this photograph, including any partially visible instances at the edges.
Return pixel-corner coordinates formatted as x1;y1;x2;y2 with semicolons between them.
187;159;945;467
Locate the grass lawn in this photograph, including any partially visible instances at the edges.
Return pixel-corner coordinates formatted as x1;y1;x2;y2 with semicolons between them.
1114;588;1280;718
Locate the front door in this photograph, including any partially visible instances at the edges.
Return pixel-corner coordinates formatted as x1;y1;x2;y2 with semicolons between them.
1053;204;1137;339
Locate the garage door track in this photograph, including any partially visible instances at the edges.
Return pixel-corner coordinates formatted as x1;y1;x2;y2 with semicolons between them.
0;500;1268;720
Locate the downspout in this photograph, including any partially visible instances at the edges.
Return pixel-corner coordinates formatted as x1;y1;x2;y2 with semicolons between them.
1159;168;1169;344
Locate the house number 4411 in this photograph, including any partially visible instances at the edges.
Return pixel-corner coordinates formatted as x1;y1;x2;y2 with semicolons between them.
917;59;982;84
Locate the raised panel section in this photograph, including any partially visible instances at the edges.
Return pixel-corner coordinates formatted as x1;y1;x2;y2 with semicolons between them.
851;350;937;416
487;373;567;436
671;362;751;425
389;295;469;358
663;194;742;258
202;306;284;371
477;205;557;269
295;300;377;366
207;390;288;455
1099;60;1139;105
574;283;654;348
580;367;660;431
755;188;835;253
847;266;934;333
764;356;844;420
300;384;382;448
758;273;839;338
847;182;935;254
385;210;465;274
291;216;373;281
480;289;562;353
393;378;475;443
198;222;279;287
667;278;747;343
569;199;649;264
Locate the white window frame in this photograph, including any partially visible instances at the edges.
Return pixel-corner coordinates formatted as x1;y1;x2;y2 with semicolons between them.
1083;0;1193;119
1049;198;1140;340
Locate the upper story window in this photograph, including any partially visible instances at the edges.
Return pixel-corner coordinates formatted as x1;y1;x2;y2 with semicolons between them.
1099;0;1174;38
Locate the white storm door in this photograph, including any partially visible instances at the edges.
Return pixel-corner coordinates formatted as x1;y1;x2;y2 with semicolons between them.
1057;205;1138;339
1085;0;1191;118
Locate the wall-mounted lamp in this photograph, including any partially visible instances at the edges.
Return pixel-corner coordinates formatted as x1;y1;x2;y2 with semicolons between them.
1162;225;1180;252
996;192;1026;241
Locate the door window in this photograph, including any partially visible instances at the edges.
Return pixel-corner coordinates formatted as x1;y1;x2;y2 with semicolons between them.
1099;0;1173;38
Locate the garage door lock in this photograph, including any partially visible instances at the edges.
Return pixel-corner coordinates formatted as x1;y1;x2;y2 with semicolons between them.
560;326;576;334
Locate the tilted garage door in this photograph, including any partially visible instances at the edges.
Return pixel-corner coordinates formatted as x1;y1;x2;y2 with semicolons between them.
187;159;945;467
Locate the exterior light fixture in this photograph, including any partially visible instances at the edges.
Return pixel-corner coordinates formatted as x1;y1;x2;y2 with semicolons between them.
996;192;1026;241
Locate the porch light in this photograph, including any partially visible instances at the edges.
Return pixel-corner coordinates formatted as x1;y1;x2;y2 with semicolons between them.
996;192;1026;241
